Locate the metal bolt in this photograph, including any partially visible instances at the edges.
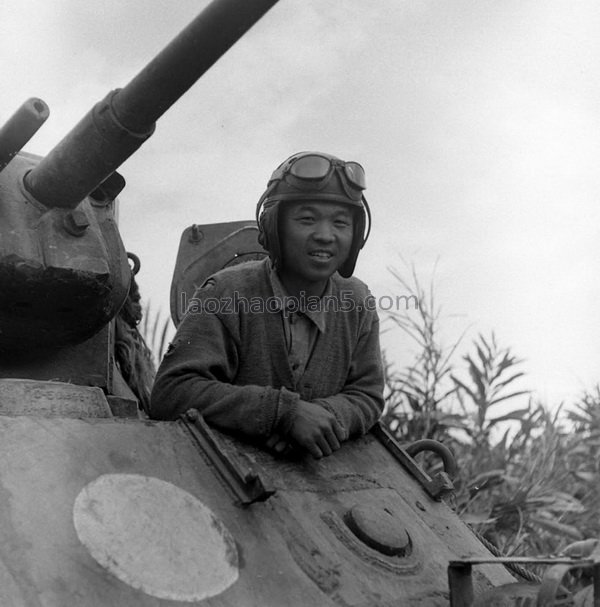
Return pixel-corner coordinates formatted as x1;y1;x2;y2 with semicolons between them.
63;209;90;236
189;224;203;243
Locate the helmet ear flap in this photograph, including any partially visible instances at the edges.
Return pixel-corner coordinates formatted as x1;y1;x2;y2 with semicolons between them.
257;203;281;269
339;195;371;277
338;206;366;278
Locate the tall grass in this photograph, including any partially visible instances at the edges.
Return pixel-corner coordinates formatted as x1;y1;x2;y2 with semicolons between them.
382;265;600;579
382;263;466;443
140;303;175;368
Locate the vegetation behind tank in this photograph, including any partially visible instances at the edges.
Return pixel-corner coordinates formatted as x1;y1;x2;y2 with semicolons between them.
377;263;600;591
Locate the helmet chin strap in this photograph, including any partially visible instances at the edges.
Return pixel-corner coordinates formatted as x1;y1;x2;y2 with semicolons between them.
360;194;372;247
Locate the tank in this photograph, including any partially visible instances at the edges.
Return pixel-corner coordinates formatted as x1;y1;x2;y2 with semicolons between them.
0;1;597;605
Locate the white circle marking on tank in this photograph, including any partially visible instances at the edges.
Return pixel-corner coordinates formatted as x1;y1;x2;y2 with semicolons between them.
73;473;238;602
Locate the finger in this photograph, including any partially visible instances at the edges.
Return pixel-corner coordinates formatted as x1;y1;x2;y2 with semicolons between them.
323;427;341;452
315;435;332;458
274;440;288;453
305;441;324;459
332;421;346;443
265;434;280;449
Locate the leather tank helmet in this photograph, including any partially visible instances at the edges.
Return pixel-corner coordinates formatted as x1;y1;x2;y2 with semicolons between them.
255;151;372;278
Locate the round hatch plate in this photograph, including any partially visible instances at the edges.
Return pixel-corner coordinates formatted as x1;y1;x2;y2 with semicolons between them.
73;473;238;601
345;504;411;556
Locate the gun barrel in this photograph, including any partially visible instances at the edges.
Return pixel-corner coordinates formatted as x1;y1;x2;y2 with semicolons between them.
25;0;279;209
113;0;278;133
0;98;49;173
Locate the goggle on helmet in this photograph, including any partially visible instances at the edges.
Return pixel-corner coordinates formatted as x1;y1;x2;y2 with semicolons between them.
256;152;372;278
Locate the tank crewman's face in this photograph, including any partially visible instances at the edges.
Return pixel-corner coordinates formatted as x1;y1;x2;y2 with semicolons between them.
278;201;354;296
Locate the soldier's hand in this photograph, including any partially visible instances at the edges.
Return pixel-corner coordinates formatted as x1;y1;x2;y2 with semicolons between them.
288;400;345;459
265;433;290;455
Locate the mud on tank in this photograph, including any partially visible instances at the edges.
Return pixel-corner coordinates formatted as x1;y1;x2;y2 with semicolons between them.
0;1;597;605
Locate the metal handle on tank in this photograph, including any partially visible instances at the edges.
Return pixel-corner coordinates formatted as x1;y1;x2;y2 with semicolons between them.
404;438;458;479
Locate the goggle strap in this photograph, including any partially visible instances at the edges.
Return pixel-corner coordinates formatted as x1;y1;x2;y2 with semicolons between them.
338;168;359;199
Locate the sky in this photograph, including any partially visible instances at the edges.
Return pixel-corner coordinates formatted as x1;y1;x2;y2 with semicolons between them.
1;0;599;409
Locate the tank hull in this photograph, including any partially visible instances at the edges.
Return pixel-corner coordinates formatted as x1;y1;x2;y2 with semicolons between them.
0;414;514;606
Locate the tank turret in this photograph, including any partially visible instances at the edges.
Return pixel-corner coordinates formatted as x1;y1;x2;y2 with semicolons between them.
0;0;279;398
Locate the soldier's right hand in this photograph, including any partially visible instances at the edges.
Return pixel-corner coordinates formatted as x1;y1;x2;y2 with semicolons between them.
288;400;345;459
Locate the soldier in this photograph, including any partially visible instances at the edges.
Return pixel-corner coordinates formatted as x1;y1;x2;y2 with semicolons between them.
150;152;384;458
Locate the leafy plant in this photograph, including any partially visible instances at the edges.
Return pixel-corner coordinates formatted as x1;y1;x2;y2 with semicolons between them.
454;402;585;560
381;264;598;581
451;332;530;446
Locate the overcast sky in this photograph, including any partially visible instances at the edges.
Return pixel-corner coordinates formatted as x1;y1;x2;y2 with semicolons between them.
2;0;599;408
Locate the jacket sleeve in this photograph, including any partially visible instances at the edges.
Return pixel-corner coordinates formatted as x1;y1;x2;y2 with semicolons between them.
312;310;384;439
149;285;299;438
